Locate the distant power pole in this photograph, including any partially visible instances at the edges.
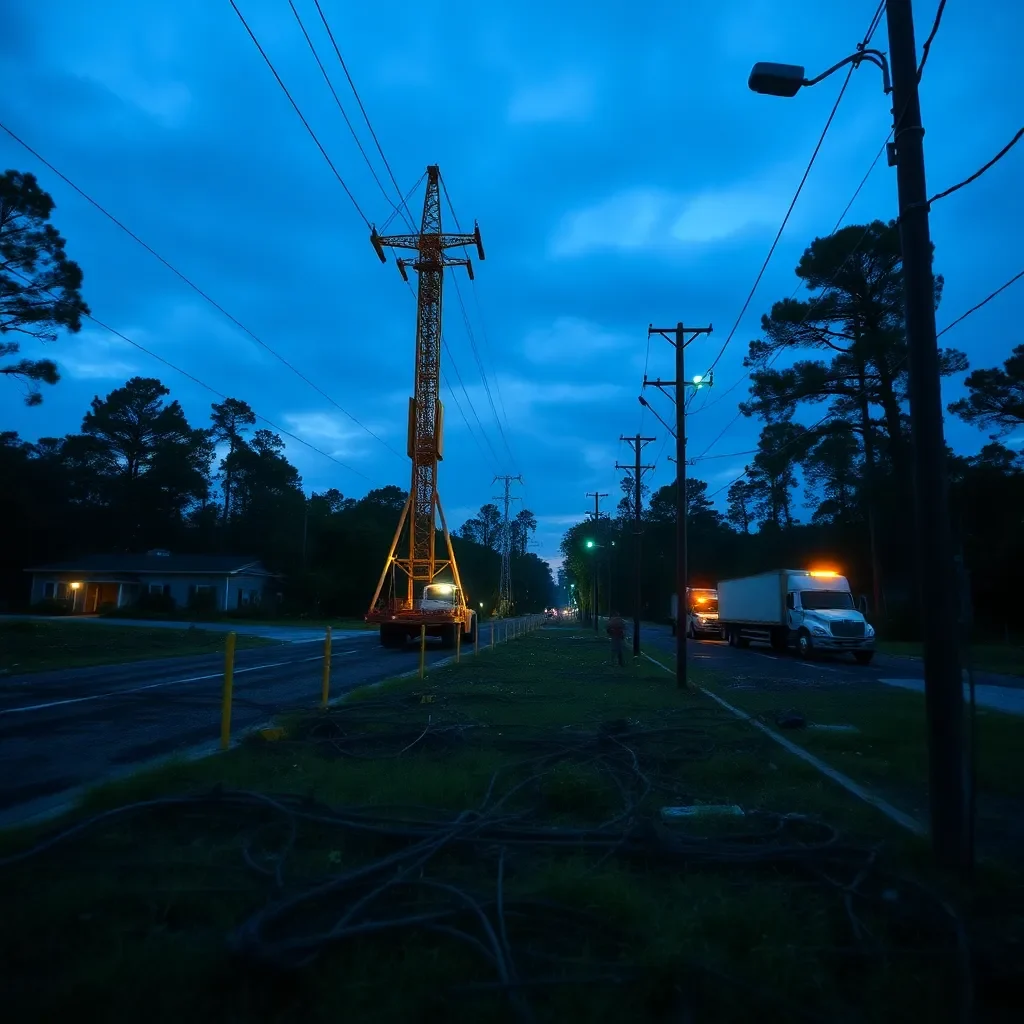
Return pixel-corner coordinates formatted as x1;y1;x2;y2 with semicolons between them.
885;0;968;871
616;435;655;658
644;322;713;688
585;491;608;634
493;475;523;617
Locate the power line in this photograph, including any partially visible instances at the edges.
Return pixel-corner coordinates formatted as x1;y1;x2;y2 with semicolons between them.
695;115;1021;457
917;0;948;79
227;0;369;227
705;412;835;503
0;120;405;462
286;0;411;227
937;268;1024;337
704;267;1024;502
927;126;1024;207
6;268;370;480
691;6;891;389
311;0;415;230
439;175;519;472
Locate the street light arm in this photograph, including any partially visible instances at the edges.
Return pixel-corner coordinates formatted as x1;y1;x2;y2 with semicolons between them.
804;48;892;94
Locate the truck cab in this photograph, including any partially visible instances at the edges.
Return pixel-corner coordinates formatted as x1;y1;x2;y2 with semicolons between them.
686;588;719;639
785;572;874;663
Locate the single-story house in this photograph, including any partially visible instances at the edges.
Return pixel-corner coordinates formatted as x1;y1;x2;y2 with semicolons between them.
26;550;280;614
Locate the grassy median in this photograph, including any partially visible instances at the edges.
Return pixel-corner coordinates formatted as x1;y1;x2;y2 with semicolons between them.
0;627;1014;1023
0;619;278;673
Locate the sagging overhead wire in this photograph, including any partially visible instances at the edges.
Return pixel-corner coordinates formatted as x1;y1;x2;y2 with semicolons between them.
311;0;417;232
5;267;371;480
0;120;405;463
228;0;369;228
688;4;888;393
690;1;957;458
926;126;1024;209
704;266;1024;505
287;0;412;228
440;176;520;473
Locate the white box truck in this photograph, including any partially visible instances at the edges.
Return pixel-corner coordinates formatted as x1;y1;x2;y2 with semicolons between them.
670;588;720;638
717;569;875;664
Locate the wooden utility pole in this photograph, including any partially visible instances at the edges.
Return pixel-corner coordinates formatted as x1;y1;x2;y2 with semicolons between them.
645;323;712;688
585;491;608;633
885;0;968;871
616;435;655;658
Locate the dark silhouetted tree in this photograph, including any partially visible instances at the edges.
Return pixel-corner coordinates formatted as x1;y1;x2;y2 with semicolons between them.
210;397;256;525
949;344;1024;438
0;170;90;405
725;478;756;534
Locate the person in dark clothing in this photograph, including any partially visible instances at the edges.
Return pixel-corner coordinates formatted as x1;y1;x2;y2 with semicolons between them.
606;610;627;667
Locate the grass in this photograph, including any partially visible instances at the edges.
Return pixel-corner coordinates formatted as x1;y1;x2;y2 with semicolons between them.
0;627;1016;1022
697;672;1024;789
0;619;278;673
876;640;1024;676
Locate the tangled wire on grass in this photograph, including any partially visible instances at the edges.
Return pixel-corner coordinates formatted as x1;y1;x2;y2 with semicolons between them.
0;694;973;1023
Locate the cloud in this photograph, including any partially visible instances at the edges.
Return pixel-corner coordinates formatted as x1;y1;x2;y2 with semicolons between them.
551;189;668;257
58;328;142;380
550;163;806;257
507;72;594;124
535;513;588;527
281;411;393;459
521;317;630;365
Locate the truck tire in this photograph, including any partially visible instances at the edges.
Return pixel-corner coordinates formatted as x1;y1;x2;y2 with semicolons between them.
853;651;874;666
439;624;457;650
727;627;737;647
796;629;814;660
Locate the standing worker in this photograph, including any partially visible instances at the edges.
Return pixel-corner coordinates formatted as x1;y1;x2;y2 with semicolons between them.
606;610;627;667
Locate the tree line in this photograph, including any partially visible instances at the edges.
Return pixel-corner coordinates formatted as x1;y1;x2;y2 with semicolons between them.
1;376;554;615
561;222;1023;639
0;168;553;616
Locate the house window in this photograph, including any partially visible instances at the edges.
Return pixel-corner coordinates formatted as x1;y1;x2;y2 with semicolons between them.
237;587;261;609
149;584;171;596
44;582;56;599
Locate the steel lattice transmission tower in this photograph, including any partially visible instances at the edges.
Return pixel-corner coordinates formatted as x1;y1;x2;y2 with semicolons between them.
365;166;485;647
493;474;523;617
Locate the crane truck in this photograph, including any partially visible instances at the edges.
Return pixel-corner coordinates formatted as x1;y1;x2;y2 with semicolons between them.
717;569;875;664
364;165;484;650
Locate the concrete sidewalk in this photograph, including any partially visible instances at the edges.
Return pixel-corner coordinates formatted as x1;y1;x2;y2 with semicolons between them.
878;677;1024;716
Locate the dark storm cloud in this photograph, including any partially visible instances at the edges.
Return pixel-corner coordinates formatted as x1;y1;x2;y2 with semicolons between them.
2;0;1022;566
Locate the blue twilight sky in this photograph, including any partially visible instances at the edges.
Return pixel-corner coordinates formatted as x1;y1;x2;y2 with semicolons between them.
2;0;1022;570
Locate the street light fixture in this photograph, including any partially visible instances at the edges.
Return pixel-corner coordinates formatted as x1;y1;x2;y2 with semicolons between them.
747;50;891;98
746;1;968;870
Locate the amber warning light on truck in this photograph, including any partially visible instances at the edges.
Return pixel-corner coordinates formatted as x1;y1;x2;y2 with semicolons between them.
808;569;839;578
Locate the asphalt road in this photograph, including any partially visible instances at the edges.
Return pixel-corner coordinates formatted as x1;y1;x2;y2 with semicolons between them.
637;621;1024;698
0;616;531;826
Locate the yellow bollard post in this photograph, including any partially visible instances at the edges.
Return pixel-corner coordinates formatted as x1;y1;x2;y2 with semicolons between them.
321;625;332;708
220;631;236;751
419;624;426;679
456;620;462;663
